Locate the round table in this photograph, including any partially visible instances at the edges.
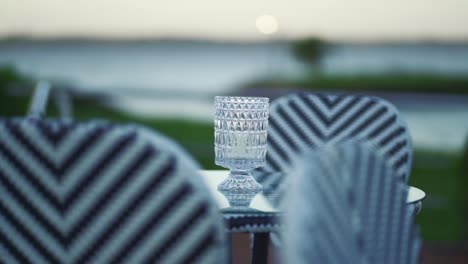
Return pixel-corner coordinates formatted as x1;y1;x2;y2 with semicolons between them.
199;170;426;264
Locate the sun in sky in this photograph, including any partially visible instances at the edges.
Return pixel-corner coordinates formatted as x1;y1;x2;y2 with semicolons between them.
255;14;279;35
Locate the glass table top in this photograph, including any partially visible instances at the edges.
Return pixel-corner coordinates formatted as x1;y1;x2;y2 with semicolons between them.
200;170;426;213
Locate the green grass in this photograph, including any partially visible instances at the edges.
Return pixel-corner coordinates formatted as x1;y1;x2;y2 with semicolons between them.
0;84;217;169
69;99;216;169
246;73;468;94
410;149;467;241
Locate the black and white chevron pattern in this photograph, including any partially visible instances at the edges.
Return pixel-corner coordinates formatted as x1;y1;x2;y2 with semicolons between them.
255;93;413;196
0;118;227;264
284;141;421;264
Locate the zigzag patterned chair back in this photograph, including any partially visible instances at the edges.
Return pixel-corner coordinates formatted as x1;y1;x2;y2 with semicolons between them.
0;118;227;264
256;92;412;194
284;141;421;264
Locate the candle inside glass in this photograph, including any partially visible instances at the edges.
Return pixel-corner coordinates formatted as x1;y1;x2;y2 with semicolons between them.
230;132;248;158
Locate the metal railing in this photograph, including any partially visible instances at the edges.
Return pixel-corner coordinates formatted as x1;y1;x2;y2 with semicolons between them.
27;81;51;119
27;81;73;120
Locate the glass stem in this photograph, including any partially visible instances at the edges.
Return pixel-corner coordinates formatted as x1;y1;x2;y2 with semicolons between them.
229;170;252;178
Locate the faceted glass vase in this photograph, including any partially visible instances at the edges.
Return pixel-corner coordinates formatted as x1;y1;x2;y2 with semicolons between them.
214;96;269;206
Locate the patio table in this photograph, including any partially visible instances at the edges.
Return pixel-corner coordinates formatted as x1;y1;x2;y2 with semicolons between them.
199;170;426;264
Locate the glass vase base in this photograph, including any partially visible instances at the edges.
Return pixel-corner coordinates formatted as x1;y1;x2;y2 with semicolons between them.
217;171;262;207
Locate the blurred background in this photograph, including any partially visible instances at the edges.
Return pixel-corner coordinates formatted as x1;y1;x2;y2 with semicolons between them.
1;0;467;262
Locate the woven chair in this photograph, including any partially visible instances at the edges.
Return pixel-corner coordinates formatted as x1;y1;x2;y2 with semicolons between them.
0;118;227;264
284;141;421;264
255;92;413;207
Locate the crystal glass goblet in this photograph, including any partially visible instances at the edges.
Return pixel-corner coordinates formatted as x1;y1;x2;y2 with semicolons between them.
214;96;269;206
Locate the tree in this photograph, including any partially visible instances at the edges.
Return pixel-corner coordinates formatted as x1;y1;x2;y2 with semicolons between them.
291;37;327;75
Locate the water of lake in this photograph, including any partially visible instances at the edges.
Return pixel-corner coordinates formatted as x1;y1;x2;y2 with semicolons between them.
1;41;468;151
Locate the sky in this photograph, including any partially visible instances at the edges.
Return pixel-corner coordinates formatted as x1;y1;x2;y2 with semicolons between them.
1;0;468;41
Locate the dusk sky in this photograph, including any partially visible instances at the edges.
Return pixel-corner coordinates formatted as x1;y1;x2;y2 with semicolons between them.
1;0;468;41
